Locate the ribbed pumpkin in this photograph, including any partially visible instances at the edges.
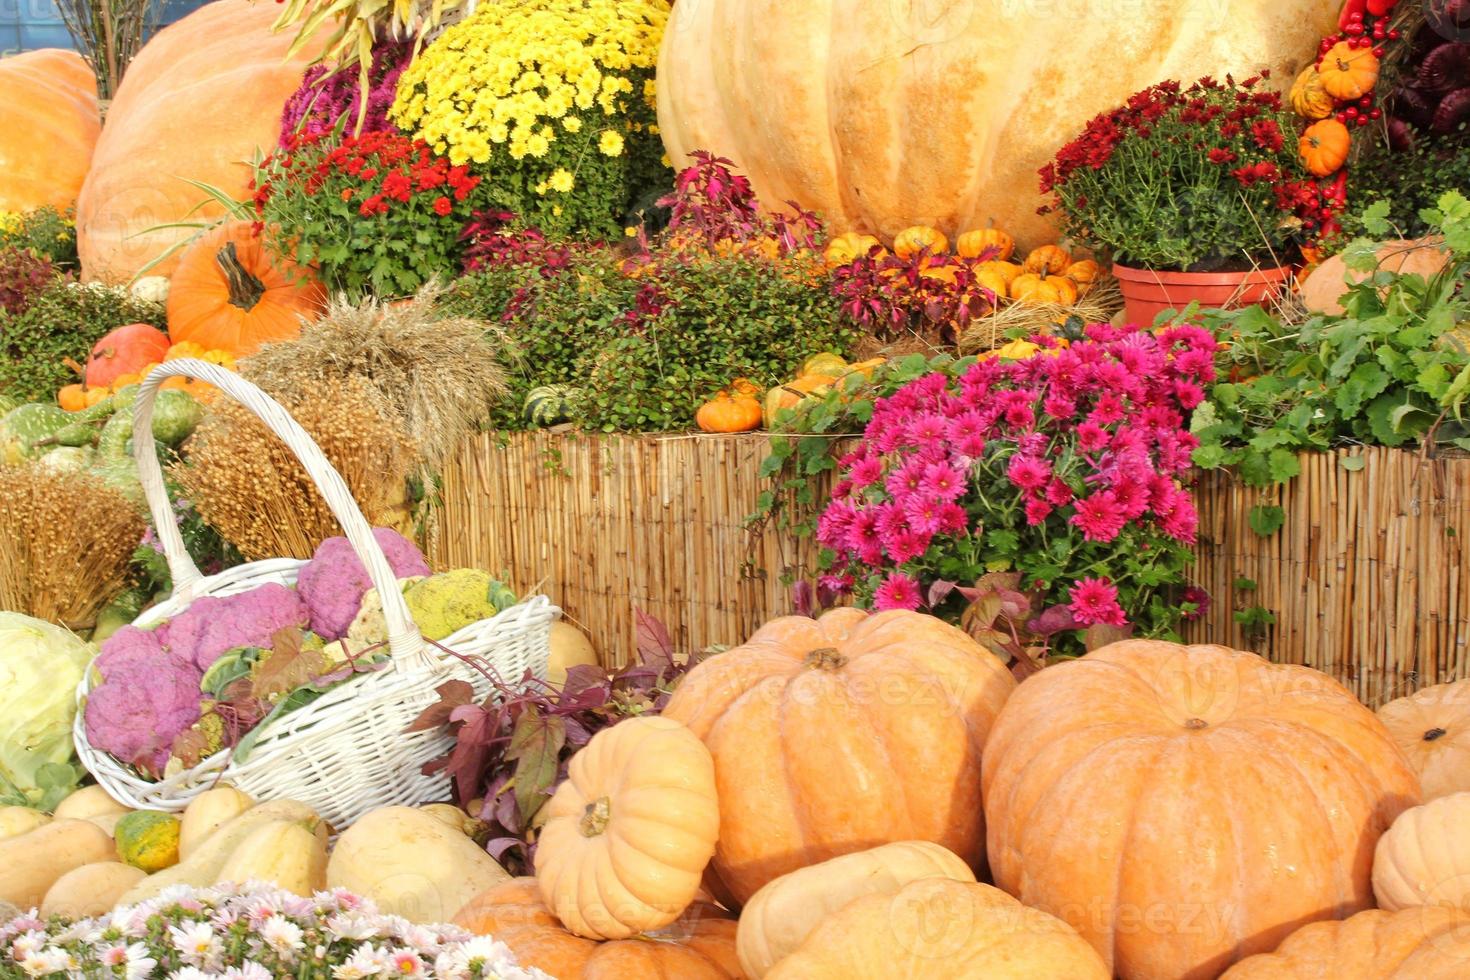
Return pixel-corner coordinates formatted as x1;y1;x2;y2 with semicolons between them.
737;841;977;978
764;877;1110;979
1373;792;1470;912
1300;117;1351;176
534;716;719;940
1289;63;1335;119
982;640;1421;980
662;608;1016;904
84;324;171;388
1318;41;1380;99
454;878;742;979
1219;906;1470;978
0;49;100;214
166;222;325;356
892;225;948;259
1378;679;1470;801
657;1;1338;246
76;0;326;282
822;231;882;267
956;227;1014;261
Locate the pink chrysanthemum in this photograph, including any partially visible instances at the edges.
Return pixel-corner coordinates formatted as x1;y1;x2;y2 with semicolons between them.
1071;490;1127;543
848;456;884;489
884;529;931;563
1069;576;1127;627
1076;420;1111;453
922;462;966;502
874;572;923;611
1045;478;1075;506
1007;455;1051;491
1025;496;1054;526
885;459;928;498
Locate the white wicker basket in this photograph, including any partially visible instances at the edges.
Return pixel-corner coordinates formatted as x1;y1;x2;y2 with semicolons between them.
72;359;556;830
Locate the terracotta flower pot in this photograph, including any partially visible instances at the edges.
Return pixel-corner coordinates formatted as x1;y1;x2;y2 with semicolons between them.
1112;262;1291;326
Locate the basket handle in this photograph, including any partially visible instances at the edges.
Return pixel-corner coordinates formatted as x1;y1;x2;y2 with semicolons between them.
132;359;433;670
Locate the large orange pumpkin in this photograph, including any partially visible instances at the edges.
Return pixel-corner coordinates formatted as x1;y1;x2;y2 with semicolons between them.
1378;679;1470;802
656;1;1339;246
0;50;100;215
763;877;1110;979
662;608;1016;905
453;878;742;979
75;0;326;282
166;222;325;356
1219;906;1470;978
982;640;1421;980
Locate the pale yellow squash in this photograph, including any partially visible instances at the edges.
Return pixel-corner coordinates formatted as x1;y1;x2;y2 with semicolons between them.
41;861;147;919
53;785;131;822
215;819;328;897
1373;792;1470;912
0;807;50;841
0;820;117;910
179;786;256;859
547;621;599;686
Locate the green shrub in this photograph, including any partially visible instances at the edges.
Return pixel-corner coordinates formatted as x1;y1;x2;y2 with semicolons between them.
0;207;79;269
0;280;166;402
1342;134;1470;240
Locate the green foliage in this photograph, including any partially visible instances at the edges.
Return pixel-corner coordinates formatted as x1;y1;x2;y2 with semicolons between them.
1193;191;1470;493
0;280;166;403
1340;135;1470;241
0;206;79;268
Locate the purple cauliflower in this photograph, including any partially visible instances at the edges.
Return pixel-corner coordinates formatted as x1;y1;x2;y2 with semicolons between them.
296;528;431;641
85;628;203;778
157;583;309;673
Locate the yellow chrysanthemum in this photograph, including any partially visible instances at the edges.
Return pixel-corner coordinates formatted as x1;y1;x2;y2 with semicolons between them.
549;169;575;193
563;117;583;133
598;130;625;157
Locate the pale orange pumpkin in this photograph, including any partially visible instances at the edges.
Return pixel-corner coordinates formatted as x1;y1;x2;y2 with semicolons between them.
1318;41;1380;100
763;877;1110;979
76;0;327;282
1009;271;1079;305
1302;238;1451;316
982;640;1421;980
454;878;742;979
534;716;719;940
1372;792;1470;912
0;50;100;215
1378;679;1470;802
892;225;948;259
822;231;883;267
762;374;837;429
956;227;1014;261
1219;906;1470;978
166;221;325;356
1300;118;1351;176
662;608;1016;904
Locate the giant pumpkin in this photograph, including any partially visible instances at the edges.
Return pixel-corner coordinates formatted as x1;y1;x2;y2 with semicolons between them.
1378;679;1470;801
0;50;100;215
75;0;325;282
656;0;1339;246
982;640;1421;980
661;608;1015;904
1219;906;1470;978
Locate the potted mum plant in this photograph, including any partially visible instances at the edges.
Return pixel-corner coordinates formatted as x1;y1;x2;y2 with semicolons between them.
1040;74;1323;324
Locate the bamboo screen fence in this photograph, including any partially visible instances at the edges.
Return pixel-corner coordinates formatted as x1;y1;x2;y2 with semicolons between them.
433;434;1469;703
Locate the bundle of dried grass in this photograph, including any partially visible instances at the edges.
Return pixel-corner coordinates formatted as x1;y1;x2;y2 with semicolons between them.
239;284;507;472
172;377;417;561
0;463;146;629
958;277;1124;354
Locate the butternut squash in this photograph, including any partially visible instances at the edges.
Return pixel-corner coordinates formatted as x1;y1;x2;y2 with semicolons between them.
41;862;146;919
179;786;256;859
215;820;327;897
0;807;50;841
87;813;126;839
327;806;510;923
53;785;131;822
116;799;319;905
0;819;117;910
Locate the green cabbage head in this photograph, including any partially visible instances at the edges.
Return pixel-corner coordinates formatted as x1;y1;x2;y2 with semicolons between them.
0;613;94;801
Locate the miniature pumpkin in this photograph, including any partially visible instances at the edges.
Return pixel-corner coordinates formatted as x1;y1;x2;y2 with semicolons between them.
1022;244;1071;275
799;352;848;377
1299;118;1351;176
1009;271;1079;305
84;323;171;389
662;608;1016;904
892;225;948;259
455;878;742;979
737;841;977;977
762;374;837;429
696;392;763;432
1289;63;1336;120
1064;258;1101;291
977;260;1023;284
57;384;109;412
729;377;762;397
0;49;100;215
1219;906;1470;978
764;877;1110;979
823;231;883;267
975;268;1012;301
956;227;1014;261
1377;679;1470;801
166;221;326;357
535;716;719;940
1372;792;1470;912
1318;41;1380;100
982;640;1421;980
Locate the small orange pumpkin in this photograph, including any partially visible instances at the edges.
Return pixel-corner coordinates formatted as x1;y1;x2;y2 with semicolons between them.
1300;118;1351;177
57;384;109;412
976;260;1023;285
166;221;326;357
892;225;948;260
823;231;883;268
1064;259;1101;292
729;377;762;398
956;226;1014;261
1022;244;1072;275
1289;63;1335;120
1318;41;1379;100
696;392;763;432
975;268;1012;302
1010;271;1079;306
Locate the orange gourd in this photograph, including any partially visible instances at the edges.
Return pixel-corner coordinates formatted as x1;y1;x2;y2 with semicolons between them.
57;384;109;412
1377;679;1470;801
166;222;325;356
1022;244;1071;274
1289;63;1335;120
0;50;99;214
662;608;1016;904
696;391;763;432
1300;118;1351;176
1318;41;1380;100
76;0;327;282
1219;906;1470;978
762;373;838;429
982;640;1421;980
84;323;171;388
1064;258;1101;291
454;878;742;979
1009;271;1079;305
822;231;883;267
892;226;948;259
956;226;1014;261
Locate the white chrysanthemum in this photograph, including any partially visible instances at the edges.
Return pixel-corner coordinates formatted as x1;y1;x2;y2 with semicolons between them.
259;914;306;958
167;967;213;980
326;912;381;942
170;921;221;968
221;963;273;980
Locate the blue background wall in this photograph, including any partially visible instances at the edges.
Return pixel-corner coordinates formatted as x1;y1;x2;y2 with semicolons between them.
0;0;207;55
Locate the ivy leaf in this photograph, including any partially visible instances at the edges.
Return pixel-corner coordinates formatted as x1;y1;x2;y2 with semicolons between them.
1249;504;1285;537
1359;201;1393;238
1268;448;1302;484
1333;360;1388;417
506;707;567;827
1191;444;1227;469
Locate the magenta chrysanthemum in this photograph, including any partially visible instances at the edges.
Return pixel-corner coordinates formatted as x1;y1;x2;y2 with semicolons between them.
1069;576;1127;627
874;572;923;611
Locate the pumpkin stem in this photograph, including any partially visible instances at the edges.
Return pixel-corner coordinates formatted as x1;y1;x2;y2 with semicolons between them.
1425;727;1448;742
215;241;266;312
803;647;847;670
579;796;611;837
1183;718;1208;730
